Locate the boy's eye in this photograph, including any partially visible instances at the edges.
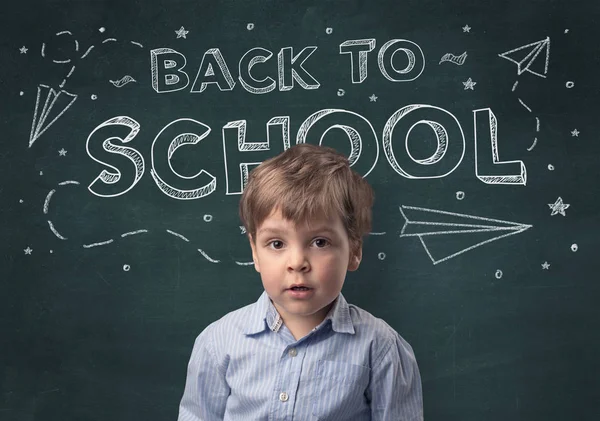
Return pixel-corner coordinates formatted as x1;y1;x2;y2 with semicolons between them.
268;240;284;249
314;238;330;248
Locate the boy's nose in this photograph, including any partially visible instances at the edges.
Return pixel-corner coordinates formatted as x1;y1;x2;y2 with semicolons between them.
287;248;310;272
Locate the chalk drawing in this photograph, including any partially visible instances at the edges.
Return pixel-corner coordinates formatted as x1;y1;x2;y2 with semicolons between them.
24;247;33;255
571;129;579;137
175;26;189;39
439;51;467;66
109;75;136;88
369;94;378;102
548;197;570;216
463;78;476;90
399;205;532;265
499;37;550;78
462;25;471;33
541;262;550;269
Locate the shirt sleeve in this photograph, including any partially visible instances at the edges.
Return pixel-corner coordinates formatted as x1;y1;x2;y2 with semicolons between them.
178;325;231;421
368;333;424;421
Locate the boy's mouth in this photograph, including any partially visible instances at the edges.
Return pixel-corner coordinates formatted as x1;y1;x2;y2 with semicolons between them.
287;284;313;291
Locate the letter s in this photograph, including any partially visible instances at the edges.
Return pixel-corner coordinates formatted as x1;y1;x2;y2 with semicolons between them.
86;116;145;197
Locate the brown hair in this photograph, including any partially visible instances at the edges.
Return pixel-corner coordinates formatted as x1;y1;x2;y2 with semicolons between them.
239;143;374;255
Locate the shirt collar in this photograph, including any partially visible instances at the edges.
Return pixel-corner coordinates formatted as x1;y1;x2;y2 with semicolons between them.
243;291;355;335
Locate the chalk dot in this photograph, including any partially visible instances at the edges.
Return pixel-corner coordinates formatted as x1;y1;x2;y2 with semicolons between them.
325;27;333;34
337;88;345;97
378;252;386;260
20;91;24;96
50;250;53;253
19;199;23;203
99;27;106;33
123;264;131;271
91;94;98;100
247;23;255;31
564;29;569;34
456;191;465;200
571;243;578;252
203;214;213;222
495;269;503;279
548;164;555;171
566;81;575;89
39;171;43;176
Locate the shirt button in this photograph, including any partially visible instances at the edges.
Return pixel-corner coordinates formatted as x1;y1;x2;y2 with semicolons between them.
288;348;298;357
279;392;289;402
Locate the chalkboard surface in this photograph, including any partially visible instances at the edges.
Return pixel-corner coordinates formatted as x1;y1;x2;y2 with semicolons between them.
1;0;599;420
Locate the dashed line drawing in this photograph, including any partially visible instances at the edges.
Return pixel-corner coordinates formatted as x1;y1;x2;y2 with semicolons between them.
439;51;467;66
130;41;144;48
399;205;532;265
518;98;532;113
548;197;570;216
80;45;95;59
83;239;114;248
369;232;386;236
59;180;79;186
235;261;255;266
536;117;540;132
48;220;67;240
166;229;190;242
527;138;538;151
121;229;148;237
511;81;519;92
499;37;550;78
109;75;137;88
102;38;117;44
198;249;220;263
43;189;56;214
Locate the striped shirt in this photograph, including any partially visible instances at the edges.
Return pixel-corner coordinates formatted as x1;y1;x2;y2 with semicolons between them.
178;291;423;421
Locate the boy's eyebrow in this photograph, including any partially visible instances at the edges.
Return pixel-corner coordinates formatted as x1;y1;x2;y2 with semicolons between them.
257;226;338;236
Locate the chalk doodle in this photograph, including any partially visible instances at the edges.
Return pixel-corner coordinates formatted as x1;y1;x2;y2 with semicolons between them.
110;75;137;88
369;94;378;102
175;26;189;39
462;25;471;33
548;197;570;216
24;247;33;255
462;77;476;90
58;148;67;156
542;261;550;269
571;129;580;137
19;46;28;54
499;37;550;78
26;29;144;147
399;205;532;265
439;51;467;66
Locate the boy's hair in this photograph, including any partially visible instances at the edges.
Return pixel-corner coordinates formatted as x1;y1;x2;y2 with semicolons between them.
239;143;374;255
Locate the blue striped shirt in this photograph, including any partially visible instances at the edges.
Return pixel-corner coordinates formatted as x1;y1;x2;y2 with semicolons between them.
178;291;423;421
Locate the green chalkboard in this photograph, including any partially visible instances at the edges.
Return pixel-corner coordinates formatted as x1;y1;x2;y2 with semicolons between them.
1;0;599;420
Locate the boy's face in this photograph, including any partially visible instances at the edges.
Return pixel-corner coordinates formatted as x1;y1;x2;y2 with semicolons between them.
249;208;362;330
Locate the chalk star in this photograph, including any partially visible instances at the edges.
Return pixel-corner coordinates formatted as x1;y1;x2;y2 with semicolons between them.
58;148;67;156
571;129;579;137
462;25;471;33
369;94;378;102
548;197;570;216
24;247;33;255
19;46;28;54
463;77;476;90
541;261;550;270
175;26;189;39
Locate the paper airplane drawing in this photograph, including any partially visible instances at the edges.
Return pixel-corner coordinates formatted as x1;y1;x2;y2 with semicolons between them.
498;37;550;78
399;205;532;265
29;84;78;147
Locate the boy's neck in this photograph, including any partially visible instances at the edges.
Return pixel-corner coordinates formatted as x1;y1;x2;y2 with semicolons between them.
274;302;334;341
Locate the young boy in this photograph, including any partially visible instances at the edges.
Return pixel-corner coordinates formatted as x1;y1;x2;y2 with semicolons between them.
178;143;423;420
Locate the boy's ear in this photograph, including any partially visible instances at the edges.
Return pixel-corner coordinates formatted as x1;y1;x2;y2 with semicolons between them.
248;234;260;272
348;246;362;272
